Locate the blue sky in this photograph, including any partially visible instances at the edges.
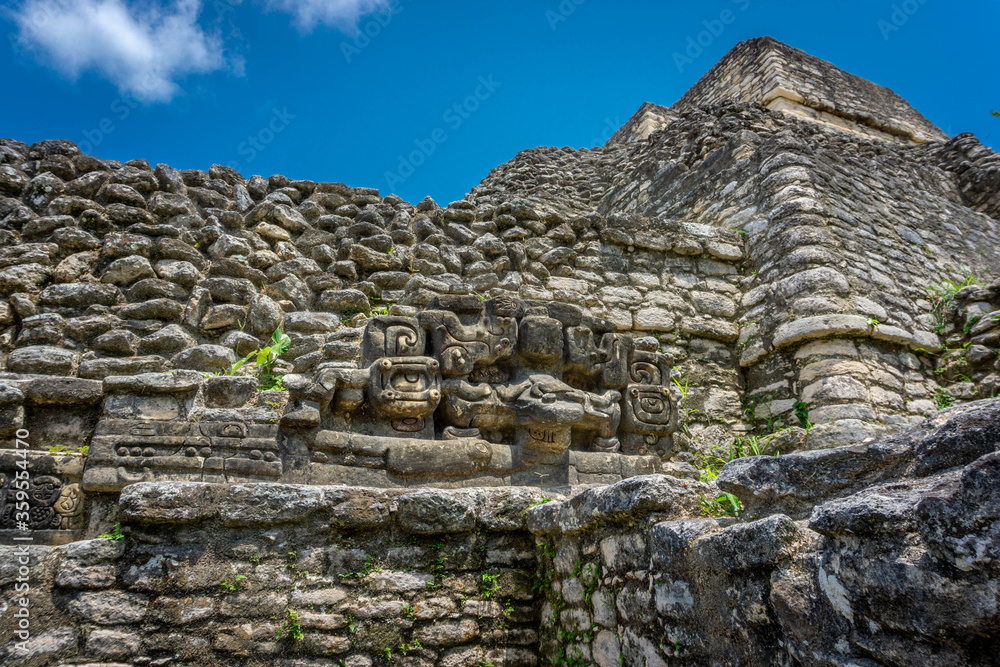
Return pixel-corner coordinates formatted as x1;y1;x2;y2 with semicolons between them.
1;0;997;205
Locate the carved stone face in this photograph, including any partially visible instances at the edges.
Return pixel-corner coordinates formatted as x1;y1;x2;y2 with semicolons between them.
623;385;676;432
368;357;442;419
30;476;63;506
490;296;524;319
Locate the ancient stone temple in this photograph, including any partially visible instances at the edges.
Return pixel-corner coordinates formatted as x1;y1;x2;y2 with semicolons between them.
1;36;999;667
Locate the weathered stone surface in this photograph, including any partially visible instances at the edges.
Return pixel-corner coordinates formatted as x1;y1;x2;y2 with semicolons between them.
690;514;803;571
22;377;103;405
527;475;709;535
219;484;327;526
718;399;1000;519
6;345;79;375
203;375;258;408
68;591;149;624
395;489;476;534
119;482;222;522
772;314;871;349
171;344;237;372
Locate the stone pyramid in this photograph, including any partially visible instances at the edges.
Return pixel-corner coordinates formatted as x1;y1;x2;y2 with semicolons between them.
0;36;999;667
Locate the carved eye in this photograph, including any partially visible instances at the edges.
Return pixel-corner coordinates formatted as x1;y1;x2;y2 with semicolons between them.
639;397;666;414
390;372;428;391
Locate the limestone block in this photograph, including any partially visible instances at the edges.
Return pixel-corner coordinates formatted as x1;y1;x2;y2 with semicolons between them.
679;317;738;342
691;291;737;318
415;619;479;646
801;376;870;404
706;241;742;261
171;344;236;372
527;476;709;535
119;482;222;523
690;515;803;571
777;267;850;298
86;630;142;660
395;489;476;534
101;255;155;285
39;282;120;308
68;591;149;624
7;345;79;376
633;307;675;331
772;314;870;349
219;484;326;526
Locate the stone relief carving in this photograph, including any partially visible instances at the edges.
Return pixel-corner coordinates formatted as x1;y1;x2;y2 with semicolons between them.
76;295;677;492
282;294;678;481
0;473;84;531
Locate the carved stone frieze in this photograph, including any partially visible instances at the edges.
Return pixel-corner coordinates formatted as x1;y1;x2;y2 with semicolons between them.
282;294;678;483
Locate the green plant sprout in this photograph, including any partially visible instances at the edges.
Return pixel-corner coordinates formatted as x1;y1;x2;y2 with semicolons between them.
220;575;247;592
926;269;979;333
398;639;422;656
214;326;291;390
933;387;955;409
98;523;125;540
695;436;779;517
671;374;689;401
45;444;89;455
481;572;501;599
793;401;812;429
277;609;303;641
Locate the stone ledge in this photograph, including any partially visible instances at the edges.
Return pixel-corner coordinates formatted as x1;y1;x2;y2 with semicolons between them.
526;474;708;535
717;399;1000;519
119;481;553;533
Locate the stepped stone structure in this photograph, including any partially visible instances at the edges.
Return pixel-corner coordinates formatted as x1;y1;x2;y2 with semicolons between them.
1;36;1000;667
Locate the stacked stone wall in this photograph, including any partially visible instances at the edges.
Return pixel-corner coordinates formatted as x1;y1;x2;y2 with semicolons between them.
4;399;1000;666
0;484;547;667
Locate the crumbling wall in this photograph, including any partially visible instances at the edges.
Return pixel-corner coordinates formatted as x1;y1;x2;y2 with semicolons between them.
4;399;1000;666
0;484;546;667
529;399;1000;666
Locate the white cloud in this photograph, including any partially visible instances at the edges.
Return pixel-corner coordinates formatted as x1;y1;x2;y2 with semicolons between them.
264;0;392;32
12;0;225;102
